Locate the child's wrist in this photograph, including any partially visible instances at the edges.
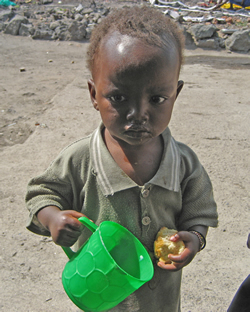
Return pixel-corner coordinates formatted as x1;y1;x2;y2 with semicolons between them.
188;230;206;251
37;205;60;231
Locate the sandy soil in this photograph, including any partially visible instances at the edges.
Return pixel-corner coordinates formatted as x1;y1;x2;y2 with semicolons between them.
0;27;250;312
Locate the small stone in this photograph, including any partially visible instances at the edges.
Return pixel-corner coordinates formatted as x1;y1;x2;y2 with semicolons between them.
226;17;233;24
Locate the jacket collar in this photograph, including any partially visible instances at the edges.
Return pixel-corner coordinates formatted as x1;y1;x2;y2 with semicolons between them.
90;124;180;196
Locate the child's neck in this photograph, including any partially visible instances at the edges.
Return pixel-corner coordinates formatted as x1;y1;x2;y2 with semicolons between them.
103;129;163;186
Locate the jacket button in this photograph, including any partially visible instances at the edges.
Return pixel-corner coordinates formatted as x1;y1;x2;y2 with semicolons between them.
142;189;149;197
142;216;151;225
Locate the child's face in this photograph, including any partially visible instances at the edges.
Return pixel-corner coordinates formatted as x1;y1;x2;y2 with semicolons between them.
88;31;183;147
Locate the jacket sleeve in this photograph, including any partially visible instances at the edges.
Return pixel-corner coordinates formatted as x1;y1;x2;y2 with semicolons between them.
177;143;218;230
25;139;89;236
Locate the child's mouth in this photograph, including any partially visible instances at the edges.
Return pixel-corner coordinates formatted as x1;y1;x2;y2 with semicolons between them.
124;127;150;139
124;125;148;132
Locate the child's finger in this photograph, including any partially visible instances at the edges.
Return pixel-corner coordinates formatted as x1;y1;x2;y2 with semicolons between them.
170;231;190;242
66;218;85;231
157;261;182;271
67;210;86;220
59;235;79;247
65;228;82;238
168;248;189;261
62;211;89;230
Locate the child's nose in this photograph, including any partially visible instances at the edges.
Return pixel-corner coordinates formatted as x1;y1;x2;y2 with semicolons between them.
126;102;149;124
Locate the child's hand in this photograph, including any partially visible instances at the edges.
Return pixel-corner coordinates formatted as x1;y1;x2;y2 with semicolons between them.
37;206;86;247
48;210;86;247
157;231;201;271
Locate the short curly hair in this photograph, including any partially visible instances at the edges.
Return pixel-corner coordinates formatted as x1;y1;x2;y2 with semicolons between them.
87;5;184;73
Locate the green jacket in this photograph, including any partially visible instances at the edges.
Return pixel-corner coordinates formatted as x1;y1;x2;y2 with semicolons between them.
26;124;218;312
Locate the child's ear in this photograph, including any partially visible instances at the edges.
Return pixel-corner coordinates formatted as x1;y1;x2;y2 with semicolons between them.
88;79;99;111
176;80;184;99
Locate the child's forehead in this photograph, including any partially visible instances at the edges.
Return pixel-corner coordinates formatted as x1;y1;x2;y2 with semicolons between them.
93;31;179;74
105;32;136;54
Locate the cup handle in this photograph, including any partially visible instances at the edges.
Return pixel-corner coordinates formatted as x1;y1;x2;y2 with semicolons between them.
62;216;98;259
78;216;98;232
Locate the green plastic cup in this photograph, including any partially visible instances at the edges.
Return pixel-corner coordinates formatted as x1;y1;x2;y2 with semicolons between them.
61;217;154;311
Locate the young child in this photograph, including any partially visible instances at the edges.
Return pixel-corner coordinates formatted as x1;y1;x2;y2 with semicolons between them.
26;6;218;312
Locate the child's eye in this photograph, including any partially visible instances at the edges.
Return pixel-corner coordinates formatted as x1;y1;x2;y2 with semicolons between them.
109;95;126;103
150;96;167;104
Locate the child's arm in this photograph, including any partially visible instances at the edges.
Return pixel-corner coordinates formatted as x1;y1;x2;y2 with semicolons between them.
37;206;86;247
157;225;208;271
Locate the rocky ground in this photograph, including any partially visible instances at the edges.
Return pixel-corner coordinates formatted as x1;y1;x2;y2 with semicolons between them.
0;0;250;51
0;1;250;312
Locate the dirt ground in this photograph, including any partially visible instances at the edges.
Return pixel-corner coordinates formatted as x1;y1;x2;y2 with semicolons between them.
0;21;250;312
